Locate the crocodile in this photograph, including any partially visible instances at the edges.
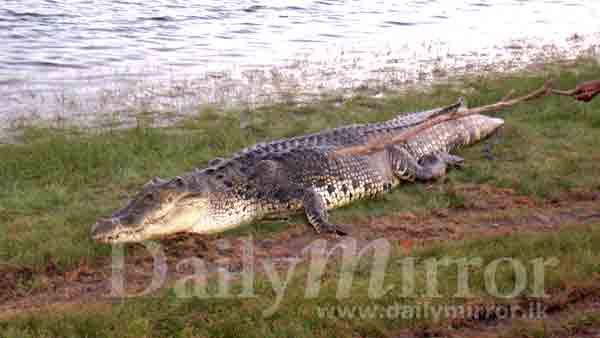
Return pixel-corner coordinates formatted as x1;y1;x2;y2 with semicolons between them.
91;100;504;243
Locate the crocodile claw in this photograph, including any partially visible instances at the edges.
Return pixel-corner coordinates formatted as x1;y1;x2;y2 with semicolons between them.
483;150;496;161
323;223;349;236
439;153;465;168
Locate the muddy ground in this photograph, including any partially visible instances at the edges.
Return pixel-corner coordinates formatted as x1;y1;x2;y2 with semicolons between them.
2;184;600;337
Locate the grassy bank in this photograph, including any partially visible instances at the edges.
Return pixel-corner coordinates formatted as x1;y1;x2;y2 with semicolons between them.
2;59;600;268
1;59;600;337
3;224;600;338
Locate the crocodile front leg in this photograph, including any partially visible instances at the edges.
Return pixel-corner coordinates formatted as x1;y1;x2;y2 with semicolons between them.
481;129;503;161
436;153;465;168
302;188;348;236
385;144;463;181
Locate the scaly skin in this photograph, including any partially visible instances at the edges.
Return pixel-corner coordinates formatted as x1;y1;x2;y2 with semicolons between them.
91;102;503;243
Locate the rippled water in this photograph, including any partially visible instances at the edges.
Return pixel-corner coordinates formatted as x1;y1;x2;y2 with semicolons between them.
1;0;600;131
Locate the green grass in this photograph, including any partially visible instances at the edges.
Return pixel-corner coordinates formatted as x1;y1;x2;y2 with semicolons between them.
502;310;600;338
2;59;600;269
2;223;600;338
2;58;600;337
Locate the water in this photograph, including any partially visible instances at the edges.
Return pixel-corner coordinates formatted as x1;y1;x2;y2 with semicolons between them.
1;0;600;131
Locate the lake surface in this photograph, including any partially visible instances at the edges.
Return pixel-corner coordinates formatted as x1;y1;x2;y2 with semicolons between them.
1;0;600;129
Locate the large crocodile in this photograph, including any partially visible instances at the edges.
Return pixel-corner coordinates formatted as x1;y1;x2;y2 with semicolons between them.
91;100;504;243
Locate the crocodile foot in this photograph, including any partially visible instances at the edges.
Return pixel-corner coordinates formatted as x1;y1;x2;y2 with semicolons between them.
322;223;350;236
482;148;497;161
439;153;465;168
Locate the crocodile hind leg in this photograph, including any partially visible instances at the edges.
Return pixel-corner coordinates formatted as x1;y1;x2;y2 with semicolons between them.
302;188;348;236
482;126;504;161
385;144;461;181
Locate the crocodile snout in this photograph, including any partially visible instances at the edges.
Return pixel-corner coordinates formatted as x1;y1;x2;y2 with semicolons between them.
90;217;119;242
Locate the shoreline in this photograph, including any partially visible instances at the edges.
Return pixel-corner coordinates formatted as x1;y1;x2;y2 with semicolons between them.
1;31;599;142
1;60;600;336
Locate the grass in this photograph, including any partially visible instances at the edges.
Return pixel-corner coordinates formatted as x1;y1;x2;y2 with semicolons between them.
1;58;600;337
2;224;600;338
502;309;600;338
1;59;600;268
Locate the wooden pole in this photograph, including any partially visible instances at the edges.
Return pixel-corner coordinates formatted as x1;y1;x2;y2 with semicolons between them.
333;81;553;157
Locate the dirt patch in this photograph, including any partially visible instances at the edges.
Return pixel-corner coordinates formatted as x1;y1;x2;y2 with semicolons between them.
0;264;35;302
1;185;600;326
405;283;600;338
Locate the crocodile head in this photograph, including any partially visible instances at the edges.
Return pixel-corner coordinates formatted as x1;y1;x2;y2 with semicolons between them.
406;113;504;158
441;114;505;147
462;114;504;143
91;175;210;243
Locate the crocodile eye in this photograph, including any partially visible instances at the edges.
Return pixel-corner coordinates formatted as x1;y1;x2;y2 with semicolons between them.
173;177;185;188
144;193;156;203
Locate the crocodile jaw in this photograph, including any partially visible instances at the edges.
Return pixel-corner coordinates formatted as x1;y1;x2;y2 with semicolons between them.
480;116;504;138
91;199;208;243
91;218;149;243
91;217;194;243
